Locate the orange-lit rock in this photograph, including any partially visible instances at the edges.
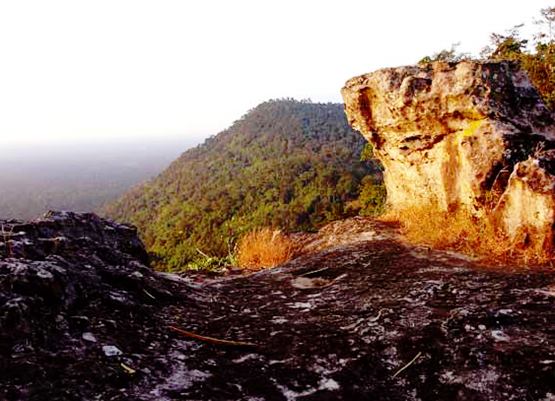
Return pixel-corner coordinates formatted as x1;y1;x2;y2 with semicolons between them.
342;61;555;245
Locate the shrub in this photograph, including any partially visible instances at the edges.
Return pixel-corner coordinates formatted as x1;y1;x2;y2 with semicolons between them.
383;203;552;265
184;254;236;273
236;227;295;270
357;176;386;217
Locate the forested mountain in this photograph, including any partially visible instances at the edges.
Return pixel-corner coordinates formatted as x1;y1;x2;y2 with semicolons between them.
103;100;383;270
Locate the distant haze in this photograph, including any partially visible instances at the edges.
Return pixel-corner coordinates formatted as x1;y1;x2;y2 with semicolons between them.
1;0;553;146
1;1;553;219
1;135;199;163
0;136;200;219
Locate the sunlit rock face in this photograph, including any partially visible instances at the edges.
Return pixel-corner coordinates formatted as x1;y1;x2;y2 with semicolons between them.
342;60;555;243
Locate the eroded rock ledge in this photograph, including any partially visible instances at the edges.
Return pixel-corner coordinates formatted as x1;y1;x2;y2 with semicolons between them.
1;212;555;400
342;61;555;245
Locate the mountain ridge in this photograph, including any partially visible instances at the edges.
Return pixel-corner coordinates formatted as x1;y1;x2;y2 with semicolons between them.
103;99;383;270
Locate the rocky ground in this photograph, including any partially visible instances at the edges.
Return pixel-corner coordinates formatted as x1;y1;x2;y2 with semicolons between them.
1;212;555;401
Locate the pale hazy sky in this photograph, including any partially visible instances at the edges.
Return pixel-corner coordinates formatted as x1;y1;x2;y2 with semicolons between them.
1;0;553;146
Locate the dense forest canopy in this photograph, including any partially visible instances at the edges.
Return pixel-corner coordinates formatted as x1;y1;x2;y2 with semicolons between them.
103;100;384;271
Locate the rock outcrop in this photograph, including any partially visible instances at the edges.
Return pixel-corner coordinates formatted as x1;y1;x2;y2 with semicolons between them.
2;212;555;400
342;61;555;245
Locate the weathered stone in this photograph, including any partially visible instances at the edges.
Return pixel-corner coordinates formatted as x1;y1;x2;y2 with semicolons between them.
1;212;555;400
341;61;555;242
495;153;555;250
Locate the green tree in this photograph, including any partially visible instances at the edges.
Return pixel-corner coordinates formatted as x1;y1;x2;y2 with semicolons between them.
419;43;470;65
357;176;386;217
480;25;528;60
481;16;555;110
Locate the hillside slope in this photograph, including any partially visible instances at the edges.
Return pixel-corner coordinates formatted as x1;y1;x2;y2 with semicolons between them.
103;99;383;270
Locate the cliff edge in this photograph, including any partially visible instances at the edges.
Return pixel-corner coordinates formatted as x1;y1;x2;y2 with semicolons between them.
1;213;555;400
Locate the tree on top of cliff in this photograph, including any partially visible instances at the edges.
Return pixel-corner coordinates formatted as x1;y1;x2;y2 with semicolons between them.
419;7;555;109
481;8;555;109
536;7;555;42
479;25;528;59
418;43;471;65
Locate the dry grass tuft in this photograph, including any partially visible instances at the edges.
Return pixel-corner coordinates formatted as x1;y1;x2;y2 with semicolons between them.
236;227;295;270
382;203;553;265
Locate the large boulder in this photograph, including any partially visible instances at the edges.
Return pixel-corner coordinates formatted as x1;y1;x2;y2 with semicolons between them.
341;61;555;244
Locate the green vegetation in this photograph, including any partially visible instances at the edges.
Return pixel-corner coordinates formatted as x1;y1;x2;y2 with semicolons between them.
357;176;387;217
480;8;555;110
418;43;470;65
106;8;555;272
103;99;385;271
420;6;555;110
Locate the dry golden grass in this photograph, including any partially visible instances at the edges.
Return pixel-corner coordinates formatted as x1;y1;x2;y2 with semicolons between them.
382;203;553;265
236;227;295;270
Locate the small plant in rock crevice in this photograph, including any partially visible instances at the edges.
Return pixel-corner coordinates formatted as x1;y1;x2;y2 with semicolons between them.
1;224;14;258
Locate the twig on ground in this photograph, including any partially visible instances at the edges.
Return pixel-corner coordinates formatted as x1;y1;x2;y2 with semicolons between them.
120;362;136;374
168;325;258;348
322;273;348;288
299;267;329;277
369;309;385;322
196;248;211;259
392;351;422;378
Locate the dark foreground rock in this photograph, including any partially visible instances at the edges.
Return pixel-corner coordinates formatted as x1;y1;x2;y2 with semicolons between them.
1;212;555;401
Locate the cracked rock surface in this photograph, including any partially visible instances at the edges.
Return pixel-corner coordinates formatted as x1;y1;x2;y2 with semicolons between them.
341;61;555;244
1;212;555;400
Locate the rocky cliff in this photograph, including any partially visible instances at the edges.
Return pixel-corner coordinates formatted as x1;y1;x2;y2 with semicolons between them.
342;61;555;252
2;212;555;400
